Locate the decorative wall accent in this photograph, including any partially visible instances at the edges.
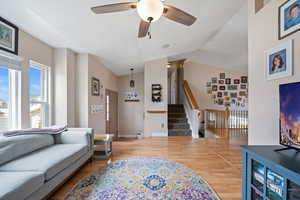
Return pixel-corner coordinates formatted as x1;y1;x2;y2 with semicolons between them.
206;73;248;108
91;77;101;96
152;84;162;102
279;0;300;39
0;17;19;55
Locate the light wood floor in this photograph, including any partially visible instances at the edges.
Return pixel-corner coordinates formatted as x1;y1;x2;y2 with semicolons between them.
51;137;244;200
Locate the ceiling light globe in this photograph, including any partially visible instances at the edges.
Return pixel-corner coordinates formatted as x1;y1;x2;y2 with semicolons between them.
137;0;164;22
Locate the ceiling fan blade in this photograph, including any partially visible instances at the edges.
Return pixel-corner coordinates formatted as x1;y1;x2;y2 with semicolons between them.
91;2;137;14
163;5;197;26
138;20;150;38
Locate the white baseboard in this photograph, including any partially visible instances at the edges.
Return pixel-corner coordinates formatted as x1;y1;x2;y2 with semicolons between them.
118;135;138;138
152;132;168;137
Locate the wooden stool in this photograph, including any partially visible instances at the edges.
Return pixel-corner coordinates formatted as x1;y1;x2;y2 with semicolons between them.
94;134;114;160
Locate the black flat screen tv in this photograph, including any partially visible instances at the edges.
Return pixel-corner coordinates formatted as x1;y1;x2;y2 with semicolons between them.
280;82;300;149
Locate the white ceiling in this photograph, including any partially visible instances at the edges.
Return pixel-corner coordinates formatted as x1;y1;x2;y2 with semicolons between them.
0;0;248;75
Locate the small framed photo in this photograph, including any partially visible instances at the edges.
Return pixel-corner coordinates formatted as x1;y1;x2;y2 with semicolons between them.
234;79;240;84
91;77;100;96
241;84;247;90
218;80;225;84
212;77;218;84
218;98;224;105
212;85;218;91
265;40;293;80
0;17;19;55
219;86;226;90
241;76;248;83
228;85;238;90
225;78;231;85
230;93;238;98
225;102;231;107
239;91;247;97
224;91;228;96
217;92;223;98
279;0;300;39
207;88;212;94
206;82;212;87
220;73;226;79
224;96;231;102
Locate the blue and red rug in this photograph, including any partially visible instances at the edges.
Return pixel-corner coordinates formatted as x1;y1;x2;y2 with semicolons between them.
65;158;220;200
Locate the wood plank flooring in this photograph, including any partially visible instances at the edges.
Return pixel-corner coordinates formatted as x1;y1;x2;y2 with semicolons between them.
50;137;244;200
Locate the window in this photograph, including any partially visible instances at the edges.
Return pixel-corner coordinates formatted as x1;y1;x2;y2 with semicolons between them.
0;67;21;131
29;61;51;128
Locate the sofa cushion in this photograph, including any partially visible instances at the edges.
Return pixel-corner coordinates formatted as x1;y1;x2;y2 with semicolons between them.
0;144;87;181
0;171;44;200
0;134;54;166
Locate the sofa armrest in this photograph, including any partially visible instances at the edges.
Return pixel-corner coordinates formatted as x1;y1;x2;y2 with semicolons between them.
57;128;94;151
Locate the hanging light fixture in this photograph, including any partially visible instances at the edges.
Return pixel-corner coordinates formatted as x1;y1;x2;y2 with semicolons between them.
130;68;135;88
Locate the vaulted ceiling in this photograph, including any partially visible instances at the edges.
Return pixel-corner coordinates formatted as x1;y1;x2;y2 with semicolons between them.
0;0;248;75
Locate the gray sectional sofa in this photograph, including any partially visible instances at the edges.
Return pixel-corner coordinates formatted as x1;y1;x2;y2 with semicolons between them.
0;128;94;200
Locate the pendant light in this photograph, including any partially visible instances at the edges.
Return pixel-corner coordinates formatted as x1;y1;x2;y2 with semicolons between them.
130;68;135;88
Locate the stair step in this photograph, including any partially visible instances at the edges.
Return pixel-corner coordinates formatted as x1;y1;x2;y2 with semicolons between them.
168;129;192;136
168;123;190;129
168;113;186;118
168;118;188;123
168;104;184;108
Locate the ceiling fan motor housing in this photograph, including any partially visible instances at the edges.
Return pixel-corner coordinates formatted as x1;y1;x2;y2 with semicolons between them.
137;0;164;22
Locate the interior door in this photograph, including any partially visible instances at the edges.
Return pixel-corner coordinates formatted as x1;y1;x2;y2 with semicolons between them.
105;89;118;139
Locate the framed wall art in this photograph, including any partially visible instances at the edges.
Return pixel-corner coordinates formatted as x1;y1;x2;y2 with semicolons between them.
279;0;300;39
265;40;293;80
0;17;19;55
91;77;100;96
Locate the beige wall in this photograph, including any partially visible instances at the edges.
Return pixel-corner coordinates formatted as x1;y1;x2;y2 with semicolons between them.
88;55;118;135
248;0;300;145
184;61;247;110
18;31;54;128
144;58;168;137
117;72;144;137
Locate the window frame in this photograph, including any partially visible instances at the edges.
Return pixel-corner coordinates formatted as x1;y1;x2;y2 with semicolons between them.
29;60;51;128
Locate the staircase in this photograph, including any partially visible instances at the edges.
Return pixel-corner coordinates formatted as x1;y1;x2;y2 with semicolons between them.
168;104;192;136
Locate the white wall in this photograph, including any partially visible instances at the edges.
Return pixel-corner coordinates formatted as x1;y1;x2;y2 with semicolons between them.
18;30;54;128
117;72;144;137
54;48;76;126
144;58;168;137
184;61;248;110
248;0;300;145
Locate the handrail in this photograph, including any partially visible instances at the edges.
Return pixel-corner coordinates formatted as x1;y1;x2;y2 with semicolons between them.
183;80;199;110
205;108;248;138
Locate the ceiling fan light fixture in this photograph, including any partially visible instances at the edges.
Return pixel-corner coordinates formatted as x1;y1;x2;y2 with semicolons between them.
137;0;164;22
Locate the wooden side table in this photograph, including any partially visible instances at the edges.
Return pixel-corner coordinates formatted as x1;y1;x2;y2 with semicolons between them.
94;134;114;160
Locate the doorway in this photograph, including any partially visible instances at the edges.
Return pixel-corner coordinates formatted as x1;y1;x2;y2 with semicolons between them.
105;89;118;139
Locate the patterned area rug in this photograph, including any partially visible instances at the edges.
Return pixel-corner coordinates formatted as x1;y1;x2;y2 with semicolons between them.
65;158;220;200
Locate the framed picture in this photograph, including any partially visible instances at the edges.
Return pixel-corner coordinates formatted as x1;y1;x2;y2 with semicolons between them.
239;91;247;97
207;88;212;94
206;82;212;87
217;92;223;98
220;73;226;79
234;79;240;84
212;77;218;84
225;102;231;107
91;77;100;96
212;85;218;91
241;76;248;83
218;98;224;105
0;17;19;55
241;84;247;90
230;93;238;98
224;91;228;96
219;86;226;90
279;0;300;39
265;40;293;80
224;96;231;102
228;85;238;90
218;80;225;84
225;78;231;84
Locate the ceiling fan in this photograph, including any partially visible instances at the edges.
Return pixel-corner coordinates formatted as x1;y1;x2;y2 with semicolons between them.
91;0;197;39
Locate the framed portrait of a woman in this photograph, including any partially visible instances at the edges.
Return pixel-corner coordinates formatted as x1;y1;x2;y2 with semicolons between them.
265;40;293;80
